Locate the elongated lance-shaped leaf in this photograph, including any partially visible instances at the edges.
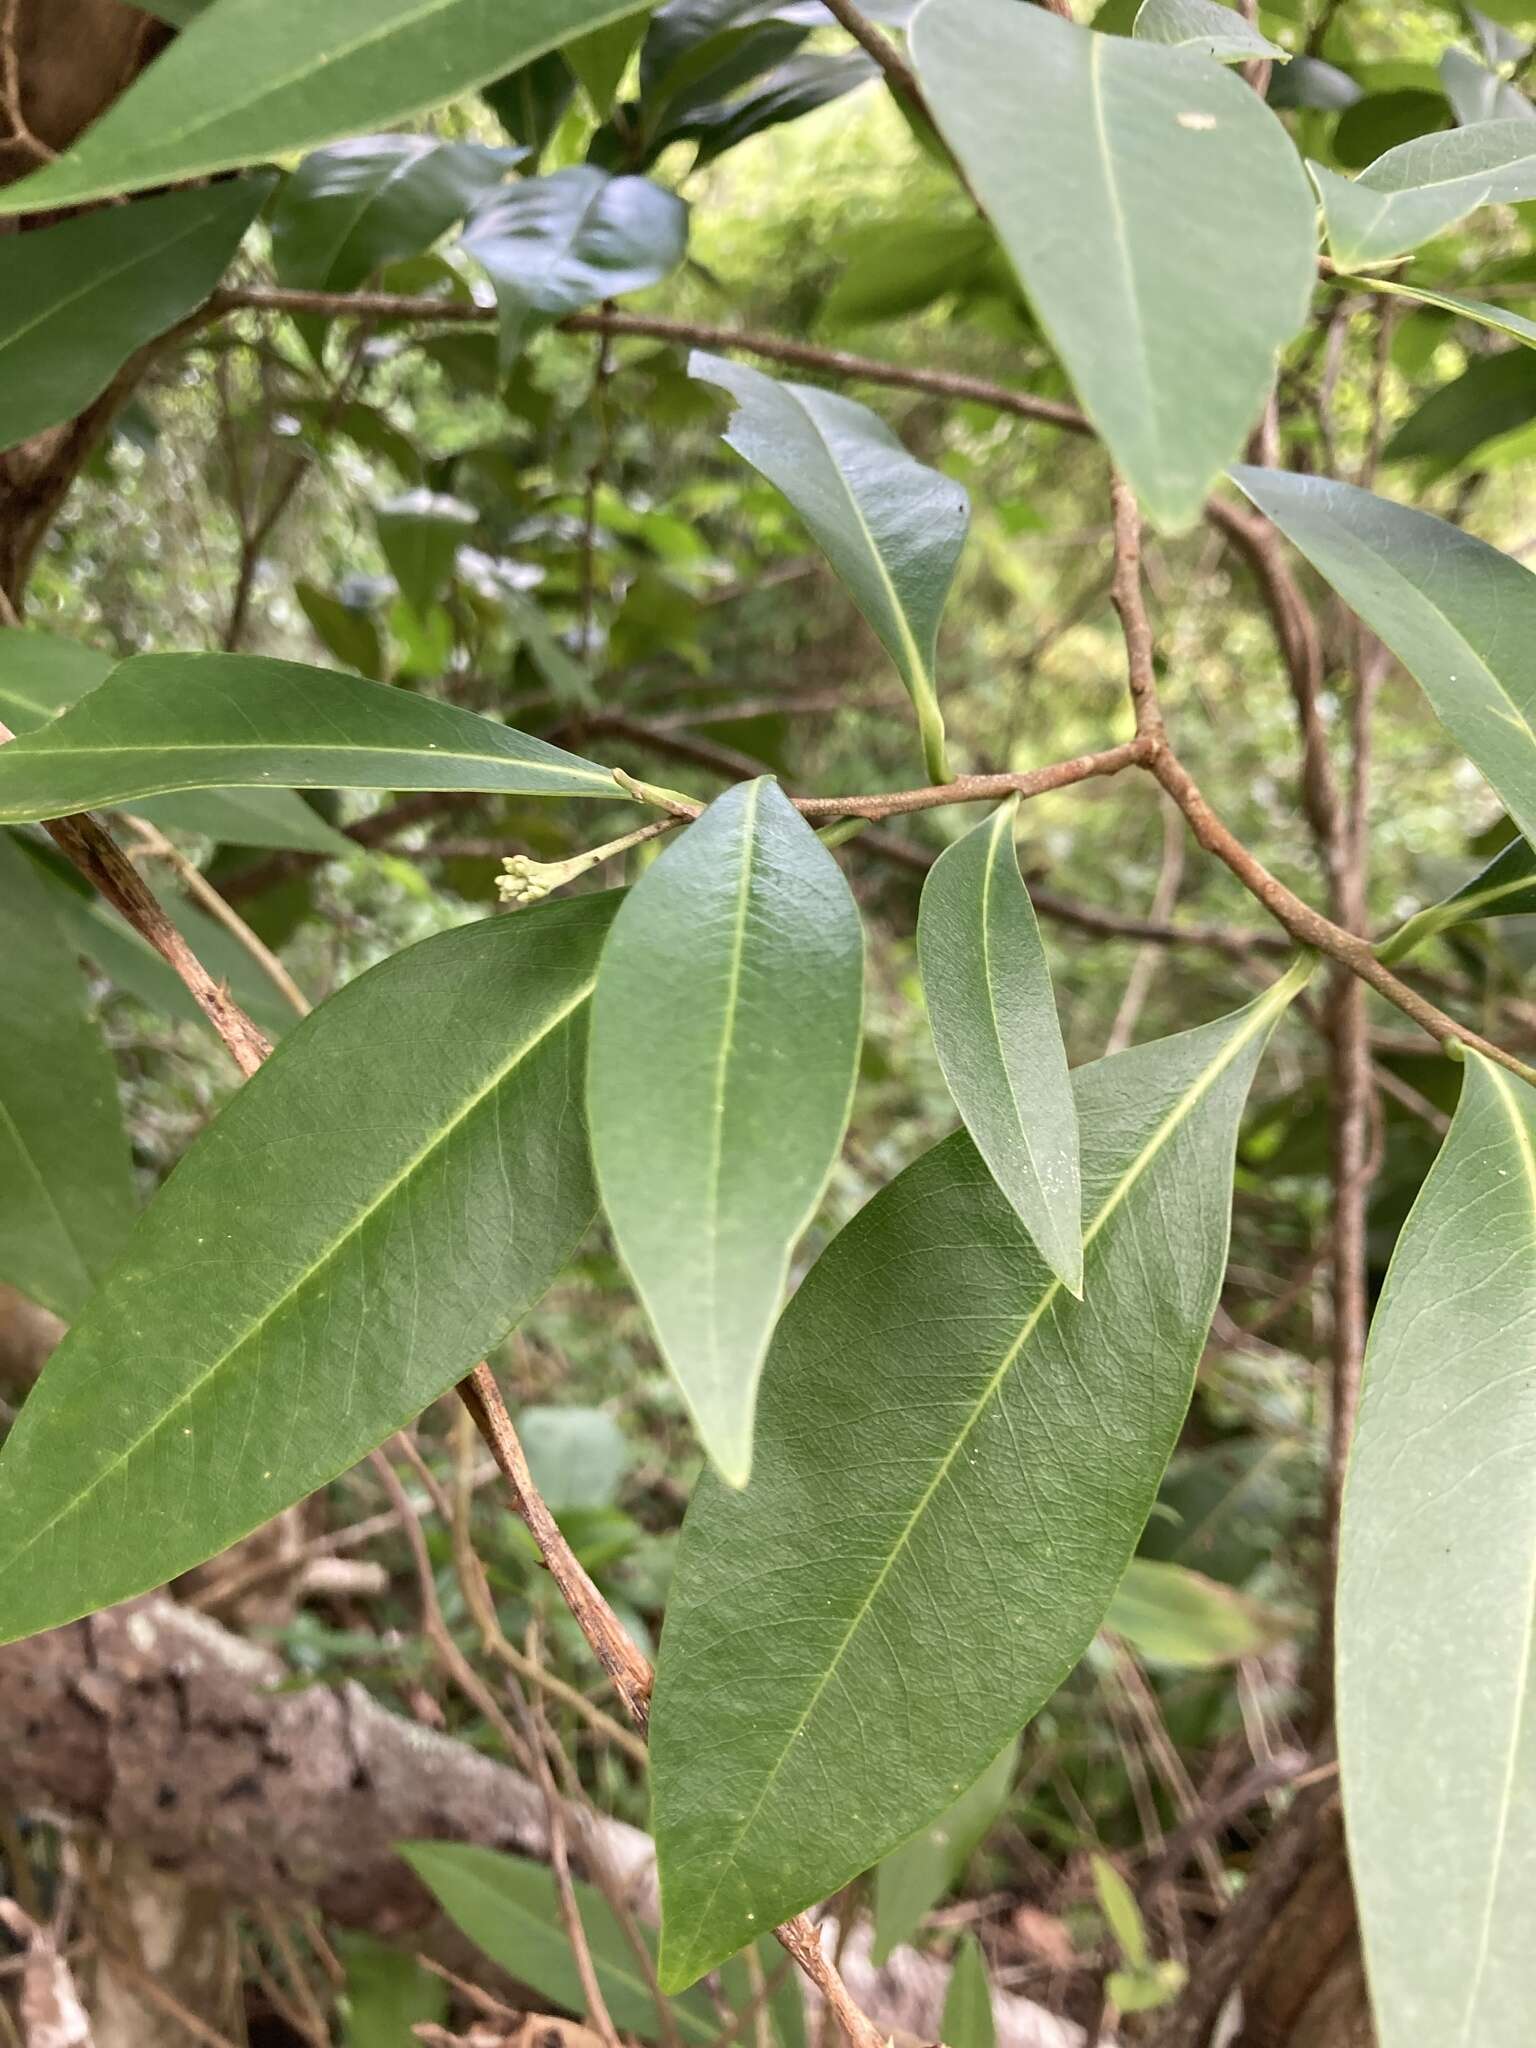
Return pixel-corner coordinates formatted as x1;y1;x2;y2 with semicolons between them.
0;176;272;454
1132;0;1287;63
403;1844;799;2048
0;833;135;1320
0;631;351;853
651;960;1311;1986
0;653;619;825
911;0;1316;533
1377;835;1536;965
941;1936;996;2048
690;352;967;783
0;0;649;217
1356;277;1536;353
872;1740;1018;1964
462;168;689;364
0;894;617;1645
1339;1050;1536;2046
917;799;1082;1294
1310;120;1536;268
1231;468;1536;853
588;778;864;1486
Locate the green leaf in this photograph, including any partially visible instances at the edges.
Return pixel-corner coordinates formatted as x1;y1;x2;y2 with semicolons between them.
0;833;135;1320
650;962;1310;1986
0;894;616;1642
461;168;689;364
1231;468;1536;853
1359;276;1536;353
270;136;516;295
1131;0;1287;63
1440;46;1534;125
484;52;579;163
917;800;1082;1294
1383;347;1536;469
0;177;272;453
940;1936;995;2048
401;1842;749;2048
11;832;303;1044
375;490;478;615
1338;1050;1536;2045
682;51;877;167
565;10;653;114
872;1741;1017;1964
1310;119;1536;267
337;1932;447;2048
1091;1855;1149;1972
1378;834;1536;964
518;1405;632;1512
295;583;389;682
0;652;620;826
0;0;649;215
821;216;997;327
911;0;1316;532
1104;1558;1280;1668
0;628;354;854
691;351;967;782
588;778;863;1486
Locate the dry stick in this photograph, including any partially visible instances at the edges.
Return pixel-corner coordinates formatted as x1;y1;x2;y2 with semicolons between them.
124;815;312;1019
0;719;273;1076
456;1366;888;2048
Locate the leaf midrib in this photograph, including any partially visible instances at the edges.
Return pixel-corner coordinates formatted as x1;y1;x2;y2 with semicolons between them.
0;733;612;788
0;975;594;1573
701;780;761;1383
688;957;1308;1939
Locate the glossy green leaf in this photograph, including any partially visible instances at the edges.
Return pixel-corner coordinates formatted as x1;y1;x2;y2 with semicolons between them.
1104;1558;1280;1668
565;10;652;114
1339;1050;1536;2046
1231;468;1536;852
270;136;516;295
682;50;876;166
0;653;619;826
651;962;1310;1986
1378;834;1536;964
1383;348;1536;468
1;628;357;855
296;584;389;682
911;0;1316;532
588;778;863;1486
691;351;968;781
0;178;271;453
1310;119;1536;267
461;168;689;364
401;1842;783;2048
872;1741;1017;1964
917;800;1082;1294
941;1936;995;2048
0;833;135;1320
0;0;649;216
1132;0;1287;62
0;894;616;1642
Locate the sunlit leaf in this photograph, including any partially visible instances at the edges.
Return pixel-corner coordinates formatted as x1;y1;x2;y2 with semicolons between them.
0;894;617;1642
1339;1051;1536;2045
0;0;650;215
691;350;968;781
912;0;1316;531
651;963;1310;1985
1105;1558;1282;1668
0;653;620;824
1311;119;1536;267
588;778;864;1485
1232;468;1536;852
917;800;1082;1294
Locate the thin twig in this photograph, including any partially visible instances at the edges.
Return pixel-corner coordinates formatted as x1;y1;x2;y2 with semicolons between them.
125;815;311;1019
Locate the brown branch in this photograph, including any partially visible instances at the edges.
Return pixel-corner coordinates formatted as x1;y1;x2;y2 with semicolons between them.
455;1367;886;2048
